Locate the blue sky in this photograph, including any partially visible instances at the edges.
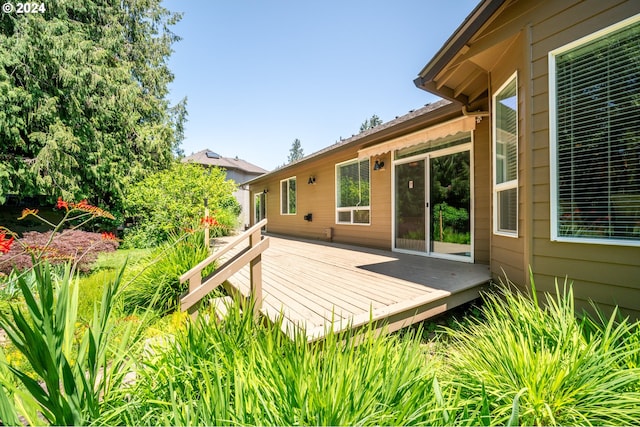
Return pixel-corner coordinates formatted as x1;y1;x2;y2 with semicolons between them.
163;1;480;171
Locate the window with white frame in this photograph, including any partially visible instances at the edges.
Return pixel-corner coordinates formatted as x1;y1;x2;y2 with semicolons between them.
336;158;370;224
493;73;518;236
550;16;640;245
280;177;296;215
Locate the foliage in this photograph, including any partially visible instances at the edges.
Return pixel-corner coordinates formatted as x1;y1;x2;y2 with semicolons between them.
360;114;383;132
287;138;304;163
0;0;186;208
123;162;240;247
121;230;216;315
0;229;118;275
442;273;640;426
101;299;455;426
0;262;146;425
337;160;370;208
433;202;471;244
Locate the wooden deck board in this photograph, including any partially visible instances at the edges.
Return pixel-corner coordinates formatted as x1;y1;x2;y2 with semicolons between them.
213;233;491;340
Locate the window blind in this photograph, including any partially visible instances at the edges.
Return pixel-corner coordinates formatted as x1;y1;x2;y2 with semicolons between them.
554;21;640;241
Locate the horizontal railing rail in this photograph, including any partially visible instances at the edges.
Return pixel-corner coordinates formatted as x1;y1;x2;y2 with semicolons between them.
180;218;269;316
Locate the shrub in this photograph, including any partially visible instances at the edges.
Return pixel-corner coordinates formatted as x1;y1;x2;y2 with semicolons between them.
122;162;241;248
121;230;215;314
0;229;118;275
442;274;640;426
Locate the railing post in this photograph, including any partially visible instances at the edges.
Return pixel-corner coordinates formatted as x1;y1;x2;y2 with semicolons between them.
249;228;263;319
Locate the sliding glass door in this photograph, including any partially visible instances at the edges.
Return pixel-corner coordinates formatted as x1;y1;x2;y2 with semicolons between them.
394;146;472;260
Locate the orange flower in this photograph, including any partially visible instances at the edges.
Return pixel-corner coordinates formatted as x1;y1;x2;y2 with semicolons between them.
56;197;69;210
69;200;115;220
101;231;118;240
18;208;39;220
200;216;219;227
0;233;15;254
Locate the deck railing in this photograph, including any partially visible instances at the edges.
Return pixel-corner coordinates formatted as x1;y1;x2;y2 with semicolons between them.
179;218;269;317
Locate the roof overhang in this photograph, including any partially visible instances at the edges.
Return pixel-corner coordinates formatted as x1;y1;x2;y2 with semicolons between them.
357;115;476;159
413;0;506;103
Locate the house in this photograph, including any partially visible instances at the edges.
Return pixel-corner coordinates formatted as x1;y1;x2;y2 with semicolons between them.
248;0;640;317
182;149;267;228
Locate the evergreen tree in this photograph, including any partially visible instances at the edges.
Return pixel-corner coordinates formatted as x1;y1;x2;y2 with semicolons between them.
287;138;304;163
0;1;186;208
359;114;383;132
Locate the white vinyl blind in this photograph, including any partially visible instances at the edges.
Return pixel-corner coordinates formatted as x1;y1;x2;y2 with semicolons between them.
552;19;640;243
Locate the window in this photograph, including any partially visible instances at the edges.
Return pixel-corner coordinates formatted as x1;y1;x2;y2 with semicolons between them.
550;16;640;246
336;159;370;224
493;73;518;236
280;177;296;215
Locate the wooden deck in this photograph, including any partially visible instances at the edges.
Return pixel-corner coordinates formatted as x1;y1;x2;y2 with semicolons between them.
215;234;491;341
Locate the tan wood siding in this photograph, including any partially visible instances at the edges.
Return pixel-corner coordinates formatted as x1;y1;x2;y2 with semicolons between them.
473;117;491;264
527;0;640;314
251;149;393;249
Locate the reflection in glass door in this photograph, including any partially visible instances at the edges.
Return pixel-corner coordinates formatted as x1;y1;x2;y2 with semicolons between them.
254;192;267;230
395;160;426;252
429;151;471;258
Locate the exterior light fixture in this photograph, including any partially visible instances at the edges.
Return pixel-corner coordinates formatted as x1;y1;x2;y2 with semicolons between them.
374;160;385;170
308;176;316;184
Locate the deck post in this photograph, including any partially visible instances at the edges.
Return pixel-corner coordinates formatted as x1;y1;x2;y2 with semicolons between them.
249;228;263;318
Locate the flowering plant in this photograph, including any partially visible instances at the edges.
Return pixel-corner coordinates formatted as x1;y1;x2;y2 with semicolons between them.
0;199;119;277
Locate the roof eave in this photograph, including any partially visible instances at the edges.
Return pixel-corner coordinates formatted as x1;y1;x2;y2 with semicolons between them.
414;0;506;96
245;100;461;186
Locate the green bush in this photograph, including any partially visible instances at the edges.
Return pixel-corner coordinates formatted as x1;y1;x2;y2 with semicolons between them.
121;231;216;314
122;162;241;248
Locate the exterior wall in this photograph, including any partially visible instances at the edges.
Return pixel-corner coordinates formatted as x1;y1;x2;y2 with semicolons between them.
250;148;393;249
528;0;640;315
473;117;491;265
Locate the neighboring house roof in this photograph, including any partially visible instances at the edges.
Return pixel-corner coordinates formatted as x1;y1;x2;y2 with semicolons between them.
182;150;268;175
246;99;460;184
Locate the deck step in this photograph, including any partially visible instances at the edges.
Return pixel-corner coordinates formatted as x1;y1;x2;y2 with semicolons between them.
211;295;239;321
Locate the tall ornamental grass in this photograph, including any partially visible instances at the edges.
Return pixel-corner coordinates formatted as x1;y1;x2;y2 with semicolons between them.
99;298;475;426
121;230;215;315
442;273;640;426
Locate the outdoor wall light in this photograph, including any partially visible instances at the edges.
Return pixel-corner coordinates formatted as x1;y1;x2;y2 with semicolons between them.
308;176;316;185
304;213;313;221
374;159;385;170
263;189;268;194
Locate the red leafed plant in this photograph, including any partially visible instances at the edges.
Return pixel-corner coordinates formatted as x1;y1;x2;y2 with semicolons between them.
0;230;118;274
0;198;119;275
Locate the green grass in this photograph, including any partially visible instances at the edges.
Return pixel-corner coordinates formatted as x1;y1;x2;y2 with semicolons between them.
91;248;153;271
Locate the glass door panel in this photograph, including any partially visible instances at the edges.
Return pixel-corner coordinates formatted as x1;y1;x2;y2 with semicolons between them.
395;160;426;252
429;151;471;258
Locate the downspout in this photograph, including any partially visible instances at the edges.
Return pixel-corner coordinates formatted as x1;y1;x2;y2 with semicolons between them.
461;104;489;123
